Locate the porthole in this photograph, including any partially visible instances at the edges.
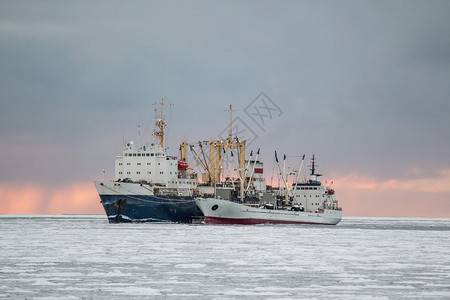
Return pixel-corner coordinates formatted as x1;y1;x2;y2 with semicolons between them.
211;205;219;211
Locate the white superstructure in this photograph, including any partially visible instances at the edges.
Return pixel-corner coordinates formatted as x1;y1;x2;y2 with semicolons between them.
291;183;338;213
113;100;196;190
291;155;338;213
114;141;196;189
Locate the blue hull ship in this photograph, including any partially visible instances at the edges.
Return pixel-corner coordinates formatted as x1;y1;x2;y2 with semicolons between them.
94;100;203;223
94;181;203;223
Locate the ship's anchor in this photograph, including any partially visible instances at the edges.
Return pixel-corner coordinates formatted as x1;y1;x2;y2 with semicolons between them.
113;199;127;223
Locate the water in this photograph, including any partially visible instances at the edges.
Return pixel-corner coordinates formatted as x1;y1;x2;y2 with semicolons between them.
1;216;449;299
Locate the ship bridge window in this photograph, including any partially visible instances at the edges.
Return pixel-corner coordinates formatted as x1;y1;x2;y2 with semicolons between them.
146;153;149;156
127;163;130;165
147;163;151;165
133;153;136;157
314;187;317;190
151;153;154;156
138;153;141;156
124;154;127;157
137;163;141;165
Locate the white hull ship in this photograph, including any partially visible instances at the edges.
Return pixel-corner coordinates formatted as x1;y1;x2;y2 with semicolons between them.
195;155;342;225
195;198;342;225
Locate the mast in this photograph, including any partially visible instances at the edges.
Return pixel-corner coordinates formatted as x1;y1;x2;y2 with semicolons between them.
237;140;246;202
245;149;260;192
308;154;321;183
229;104;232;143
153;98;167;149
223;104;245;201
283;154;288;204
180;138;188;161
292;154;305;194
310;154;316;175
224;104;237;144
138;125;141;148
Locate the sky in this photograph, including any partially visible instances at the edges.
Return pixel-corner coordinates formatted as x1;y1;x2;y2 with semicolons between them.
1;0;449;217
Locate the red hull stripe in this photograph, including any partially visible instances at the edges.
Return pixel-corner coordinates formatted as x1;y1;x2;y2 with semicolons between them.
203;216;332;225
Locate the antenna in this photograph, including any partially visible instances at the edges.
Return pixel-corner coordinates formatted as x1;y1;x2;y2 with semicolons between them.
138;125;141;148
224;104;238;144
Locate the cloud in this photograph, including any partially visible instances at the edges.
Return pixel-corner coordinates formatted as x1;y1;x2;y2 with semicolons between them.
0;182;103;215
333;170;450;217
335;169;450;193
46;183;104;214
0;184;46;214
0;1;449;217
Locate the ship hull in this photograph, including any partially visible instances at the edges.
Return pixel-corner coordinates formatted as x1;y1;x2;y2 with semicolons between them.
195;198;342;225
94;181;203;223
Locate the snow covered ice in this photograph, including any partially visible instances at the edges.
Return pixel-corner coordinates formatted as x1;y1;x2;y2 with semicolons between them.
1;215;449;299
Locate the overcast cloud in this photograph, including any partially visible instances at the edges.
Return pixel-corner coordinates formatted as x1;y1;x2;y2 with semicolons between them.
1;0;449;188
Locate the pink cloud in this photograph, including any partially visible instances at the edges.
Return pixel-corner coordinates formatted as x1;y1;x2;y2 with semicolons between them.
333;169;450;217
0;184;46;214
1;170;449;218
334;169;450;193
0;182;103;215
